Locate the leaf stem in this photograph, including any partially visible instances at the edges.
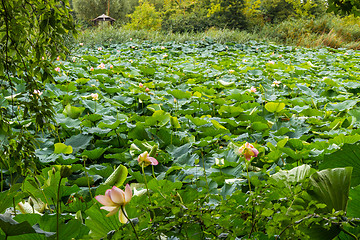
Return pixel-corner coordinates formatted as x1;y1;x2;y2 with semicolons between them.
121;206;139;240
114;129;122;148
83;156;93;200
151;165;156;179
13;197;16;216
246;162;251;192
201;151;209;191
57;176;63;240
142;164;156;221
340;225;358;240
1;163;3;192
142;165;152;207
247;162;257;238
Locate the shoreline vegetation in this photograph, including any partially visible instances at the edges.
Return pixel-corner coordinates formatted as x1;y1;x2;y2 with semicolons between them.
73;14;360;50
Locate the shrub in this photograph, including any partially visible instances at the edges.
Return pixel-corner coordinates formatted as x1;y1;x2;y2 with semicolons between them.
124;0;162;31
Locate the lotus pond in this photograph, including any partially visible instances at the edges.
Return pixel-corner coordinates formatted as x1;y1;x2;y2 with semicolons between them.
1;40;360;239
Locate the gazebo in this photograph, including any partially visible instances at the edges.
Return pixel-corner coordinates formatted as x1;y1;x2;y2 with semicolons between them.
92;14;116;26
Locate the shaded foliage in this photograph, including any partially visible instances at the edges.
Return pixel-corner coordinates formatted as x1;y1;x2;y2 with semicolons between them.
327;0;360;16
0;0;76;187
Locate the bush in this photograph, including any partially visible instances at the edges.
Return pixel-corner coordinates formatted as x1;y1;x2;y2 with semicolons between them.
124;0;162;31
259;0;327;23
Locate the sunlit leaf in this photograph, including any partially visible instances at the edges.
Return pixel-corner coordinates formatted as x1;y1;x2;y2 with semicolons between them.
54;143;73;154
265;102;285;113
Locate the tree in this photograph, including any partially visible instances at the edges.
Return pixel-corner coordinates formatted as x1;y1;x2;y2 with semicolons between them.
207;0;248;29
72;0;138;24
161;0;212;32
124;0;162;30
0;0;76;186
327;0;360;16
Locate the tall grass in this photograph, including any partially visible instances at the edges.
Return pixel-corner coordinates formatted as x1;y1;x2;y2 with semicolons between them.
74;14;360;49
265;14;360;49
75;25;259;47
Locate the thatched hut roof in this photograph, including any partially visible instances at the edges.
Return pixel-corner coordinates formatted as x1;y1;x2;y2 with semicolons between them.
92;14;115;25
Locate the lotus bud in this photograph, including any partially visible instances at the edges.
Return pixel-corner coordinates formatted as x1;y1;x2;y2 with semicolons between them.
60;165;72;178
149;145;158;157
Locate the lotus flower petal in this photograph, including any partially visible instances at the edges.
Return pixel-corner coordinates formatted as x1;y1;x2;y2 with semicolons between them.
119;207;128;224
147;157;158;165
104;206;119;217
95;194;114;206
124;184;132;203
109;186;125;205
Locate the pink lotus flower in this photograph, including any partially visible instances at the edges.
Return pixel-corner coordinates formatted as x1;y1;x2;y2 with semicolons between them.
98;47;102;51
55;67;60;72
145;87;150;92
110;65;114;69
98;63;105;69
95;185;132;224
90;67;94;71
271;80;281;87
139;83;143;88
138;151;158;167
91;93;99;101
248;86;256;93
33;90;43;96
79;43;84;46
239;142;259;161
56;56;60;61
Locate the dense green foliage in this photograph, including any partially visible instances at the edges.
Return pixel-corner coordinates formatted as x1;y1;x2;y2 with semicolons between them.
72;0;138;24
1;41;360;239
0;0;76;186
75;13;360;50
70;0;360;51
1;0;360;239
124;0;162;30
327;0;360;16
70;0;360;37
70;0;330;32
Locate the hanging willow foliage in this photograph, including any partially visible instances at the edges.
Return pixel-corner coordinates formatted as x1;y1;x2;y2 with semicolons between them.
0;0;77;187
